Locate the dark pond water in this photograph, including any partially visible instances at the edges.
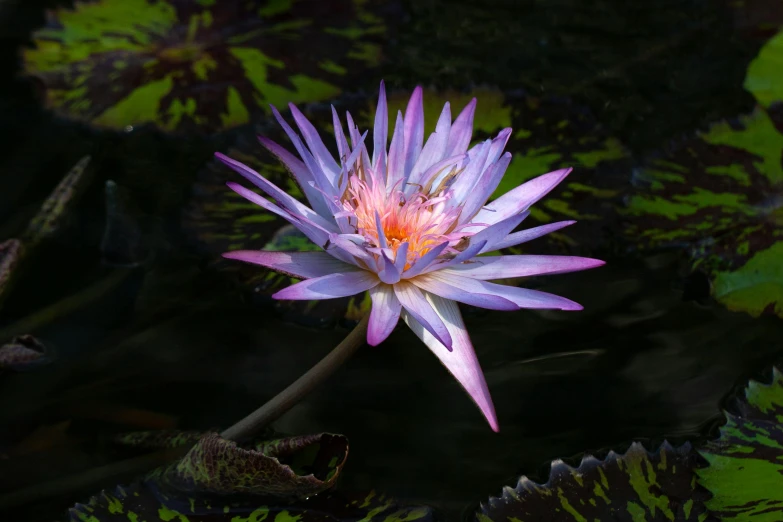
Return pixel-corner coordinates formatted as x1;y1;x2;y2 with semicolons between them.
0;0;781;520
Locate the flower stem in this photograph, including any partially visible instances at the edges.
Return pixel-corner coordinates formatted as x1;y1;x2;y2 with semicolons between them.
220;314;370;443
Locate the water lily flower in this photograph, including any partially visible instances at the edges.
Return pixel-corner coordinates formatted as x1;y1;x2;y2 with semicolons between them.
218;82;604;431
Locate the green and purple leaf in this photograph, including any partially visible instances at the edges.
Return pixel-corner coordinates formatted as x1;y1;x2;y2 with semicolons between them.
623;106;783;318
68;485;434;522
478;442;711;522
697;365;783;520
149;432;348;498
23;0;393;133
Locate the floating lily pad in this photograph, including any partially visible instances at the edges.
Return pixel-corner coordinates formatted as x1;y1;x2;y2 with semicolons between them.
23;0;392;133
478;441;710;522
0;335;51;371
623;106;783;318
69;484;434;522
697;365;783;520
493;91;631;253
149;432;348;498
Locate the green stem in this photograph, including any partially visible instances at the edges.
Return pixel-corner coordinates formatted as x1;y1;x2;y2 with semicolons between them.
220;314;370;443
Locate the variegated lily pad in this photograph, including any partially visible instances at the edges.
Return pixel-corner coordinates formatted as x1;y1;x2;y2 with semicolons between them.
697;365;783;520
623;106;783;318
69;485;433;522
149;432;348;498
23;0;392;133
478;442;710;522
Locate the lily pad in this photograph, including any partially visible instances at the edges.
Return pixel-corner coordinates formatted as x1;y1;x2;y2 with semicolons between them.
623;106;783;318
23;0;392;133
697;365;783;520
478;441;710;522
149;432;348;498
69;485;434;522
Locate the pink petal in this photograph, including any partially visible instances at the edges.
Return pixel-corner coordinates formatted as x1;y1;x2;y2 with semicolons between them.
458;151;512;222
226;182;330;248
272;271;379;300
443;255;605;280
401;293;498;431
471;167;572;227
257;136;331;219
288;103;340;180
222;251;360;279
367;284;401;345
445;98;477;157
407;103;451;189
372;80;388;174
216;153;336;231
402;241;450;279
483;220;577;252
413;271;584;310
403;86;424;177
386;110;406;191
393;281;452;349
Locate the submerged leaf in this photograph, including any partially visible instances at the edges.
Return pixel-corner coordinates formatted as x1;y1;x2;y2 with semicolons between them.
623;106;783;318
150;432;349;498
0;239;23;306
69;484;433;522
697;365;783;520
24;0;393;132
478;442;710;522
23;155;92;249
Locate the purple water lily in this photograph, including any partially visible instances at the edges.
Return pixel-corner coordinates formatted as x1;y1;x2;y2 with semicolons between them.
218;82;604;431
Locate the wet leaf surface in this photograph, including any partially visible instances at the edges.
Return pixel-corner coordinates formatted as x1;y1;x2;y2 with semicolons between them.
23;0;396;133
69;485;434;522
150;432;349;498
697;365;783;520
478;441;711;522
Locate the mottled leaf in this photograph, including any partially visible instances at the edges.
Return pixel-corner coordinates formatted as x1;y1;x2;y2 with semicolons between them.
150;432;348;498
623;106;783;318
0;238;23;306
23;0;394;133
478;441;710;522
0;335;51;371
493;92;631;254
115;430;205;450
23;155;92;249
697;365;783;520
69;484;434;522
